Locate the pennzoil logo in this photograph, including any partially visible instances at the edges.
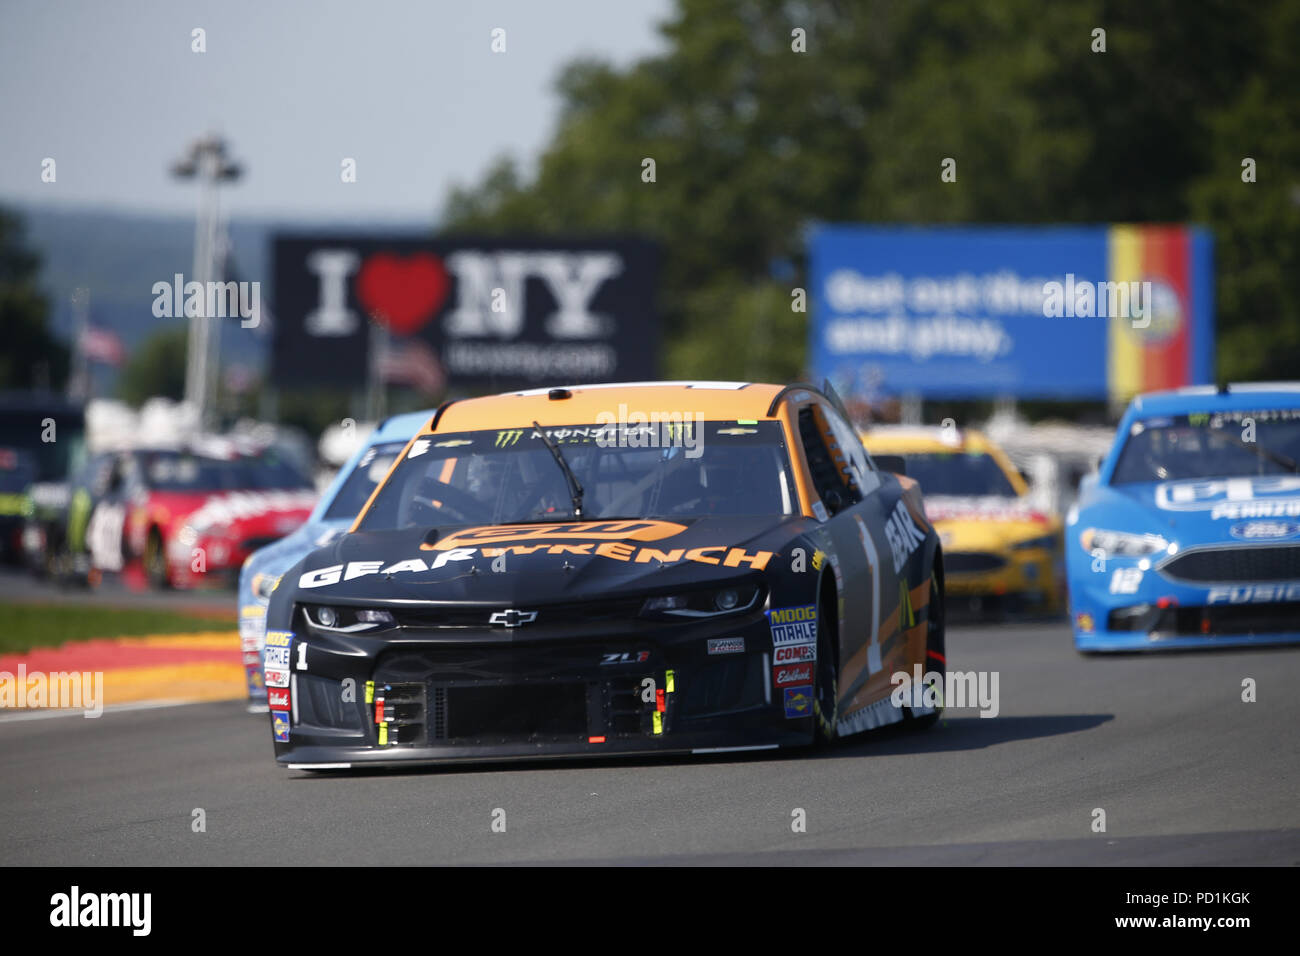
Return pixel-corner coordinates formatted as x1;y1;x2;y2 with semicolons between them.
424;520;688;550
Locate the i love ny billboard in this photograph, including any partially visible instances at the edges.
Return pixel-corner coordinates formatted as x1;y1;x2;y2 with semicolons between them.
271;235;659;390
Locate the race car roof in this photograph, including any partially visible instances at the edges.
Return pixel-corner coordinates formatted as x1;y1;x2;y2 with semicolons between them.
374;409;437;442
426;382;783;433
1128;382;1300;417
306;408;435;524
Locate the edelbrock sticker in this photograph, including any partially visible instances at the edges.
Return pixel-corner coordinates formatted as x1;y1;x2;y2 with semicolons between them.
773;662;813;688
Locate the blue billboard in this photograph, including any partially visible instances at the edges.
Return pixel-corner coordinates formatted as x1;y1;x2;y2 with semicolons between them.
809;225;1214;402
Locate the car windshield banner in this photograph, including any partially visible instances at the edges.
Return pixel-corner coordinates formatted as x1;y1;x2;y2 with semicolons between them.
271;236;659;390
809;225;1213;403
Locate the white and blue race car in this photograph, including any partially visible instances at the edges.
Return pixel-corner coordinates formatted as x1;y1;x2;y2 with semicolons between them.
238;410;431;706
1067;383;1300;652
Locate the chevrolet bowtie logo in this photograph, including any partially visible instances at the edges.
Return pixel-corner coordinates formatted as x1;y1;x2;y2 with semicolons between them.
489;609;538;627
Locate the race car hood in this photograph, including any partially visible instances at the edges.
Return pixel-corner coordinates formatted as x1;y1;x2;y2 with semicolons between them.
923;495;1059;549
286;515;801;605
1084;475;1300;547
158;489;318;537
240;518;351;604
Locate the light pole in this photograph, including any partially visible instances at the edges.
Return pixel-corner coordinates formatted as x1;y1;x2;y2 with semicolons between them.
171;133;242;430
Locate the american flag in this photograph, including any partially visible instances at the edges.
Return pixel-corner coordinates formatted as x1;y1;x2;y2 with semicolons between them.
78;325;126;366
375;337;445;395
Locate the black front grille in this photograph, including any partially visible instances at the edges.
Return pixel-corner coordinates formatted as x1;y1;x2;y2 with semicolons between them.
445;683;589;740
1110;601;1300;636
391;596;645;629
1158;546;1300;583
945;551;1008;574
375;681;426;746
678;655;766;719
295;673;365;730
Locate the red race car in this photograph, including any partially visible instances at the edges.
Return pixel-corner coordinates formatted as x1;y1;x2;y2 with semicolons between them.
80;446;317;589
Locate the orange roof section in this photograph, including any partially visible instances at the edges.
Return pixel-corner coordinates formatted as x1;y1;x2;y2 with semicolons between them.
424;382;786;433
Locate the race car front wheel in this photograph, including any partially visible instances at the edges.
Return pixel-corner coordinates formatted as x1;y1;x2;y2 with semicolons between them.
144;529;170;589
908;572;946;730
813;589;839;745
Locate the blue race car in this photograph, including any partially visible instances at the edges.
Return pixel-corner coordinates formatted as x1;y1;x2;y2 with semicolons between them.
238;410;431;706
1067;383;1300;652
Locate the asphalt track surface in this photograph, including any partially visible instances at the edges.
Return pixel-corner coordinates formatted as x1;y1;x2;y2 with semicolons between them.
0;567;233;615
3;621;1298;865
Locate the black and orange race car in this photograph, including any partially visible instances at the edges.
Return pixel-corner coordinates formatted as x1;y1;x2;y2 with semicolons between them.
263;381;946;769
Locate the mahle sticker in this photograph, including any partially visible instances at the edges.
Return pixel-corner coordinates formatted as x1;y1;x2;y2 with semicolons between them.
768;604;817;646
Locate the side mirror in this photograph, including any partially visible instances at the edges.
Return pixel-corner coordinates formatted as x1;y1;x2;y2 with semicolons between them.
873;455;907;476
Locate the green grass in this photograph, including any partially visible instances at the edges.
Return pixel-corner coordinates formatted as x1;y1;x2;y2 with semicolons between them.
0;603;235;655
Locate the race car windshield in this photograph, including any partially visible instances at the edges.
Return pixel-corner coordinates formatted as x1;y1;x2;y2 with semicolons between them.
356;421;796;531
1111;410;1300;484
0;449;36;492
897;452;1019;497
323;441;406;520
140;451;312;492
232;453;314;490
140;452;235;491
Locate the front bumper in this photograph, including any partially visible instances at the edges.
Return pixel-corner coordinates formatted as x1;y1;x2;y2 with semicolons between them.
944;547;1060;606
239;602;269;701
268;608;810;767
1069;562;1300;651
1074;628;1300;652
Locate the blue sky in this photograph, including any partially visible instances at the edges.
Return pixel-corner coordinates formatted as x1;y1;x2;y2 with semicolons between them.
0;0;671;223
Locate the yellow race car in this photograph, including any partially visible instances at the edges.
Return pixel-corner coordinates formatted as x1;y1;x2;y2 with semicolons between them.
862;426;1063;614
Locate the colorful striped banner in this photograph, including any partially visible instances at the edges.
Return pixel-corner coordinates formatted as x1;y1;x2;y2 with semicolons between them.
1107;224;1213;404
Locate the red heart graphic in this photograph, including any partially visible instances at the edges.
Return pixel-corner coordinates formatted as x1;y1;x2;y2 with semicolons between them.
355;252;450;336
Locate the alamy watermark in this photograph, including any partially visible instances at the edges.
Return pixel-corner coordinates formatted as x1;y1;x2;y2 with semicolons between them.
594;404;705;458
891;665;1000;717
1042;274;1153;327
151;273;261;327
0;666;104;717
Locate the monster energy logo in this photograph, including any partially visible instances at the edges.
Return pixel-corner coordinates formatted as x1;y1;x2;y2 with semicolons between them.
593;404;706;458
495;429;526;447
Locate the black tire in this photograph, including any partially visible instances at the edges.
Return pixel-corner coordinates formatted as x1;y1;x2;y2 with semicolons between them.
909;571;946;729
813;589;839;745
144;529;170;589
